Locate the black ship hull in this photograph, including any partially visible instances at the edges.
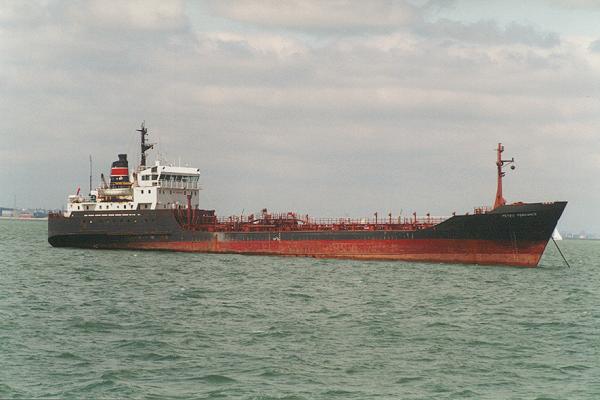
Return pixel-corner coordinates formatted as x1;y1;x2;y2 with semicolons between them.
48;201;567;267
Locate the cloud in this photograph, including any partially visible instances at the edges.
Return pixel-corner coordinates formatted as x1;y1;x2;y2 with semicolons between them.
203;32;308;58
207;0;559;49
589;39;600;52
545;0;600;9
64;0;188;31
207;0;420;32
419;19;560;47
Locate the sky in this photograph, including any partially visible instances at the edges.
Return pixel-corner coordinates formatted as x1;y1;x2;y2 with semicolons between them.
1;0;600;233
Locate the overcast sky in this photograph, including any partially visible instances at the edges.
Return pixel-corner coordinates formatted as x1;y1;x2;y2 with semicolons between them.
2;0;600;232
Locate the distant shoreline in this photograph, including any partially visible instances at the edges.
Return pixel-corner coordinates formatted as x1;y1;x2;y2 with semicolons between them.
0;216;48;221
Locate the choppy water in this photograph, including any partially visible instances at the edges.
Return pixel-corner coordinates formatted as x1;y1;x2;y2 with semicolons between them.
1;219;599;399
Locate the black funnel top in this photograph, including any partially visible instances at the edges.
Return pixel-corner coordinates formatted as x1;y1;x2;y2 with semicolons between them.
112;154;128;168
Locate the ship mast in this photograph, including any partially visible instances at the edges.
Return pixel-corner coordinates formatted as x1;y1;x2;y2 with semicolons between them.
89;154;92;194
136;121;154;168
493;143;515;209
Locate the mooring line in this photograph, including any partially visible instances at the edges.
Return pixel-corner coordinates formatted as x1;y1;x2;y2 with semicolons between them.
552;237;571;268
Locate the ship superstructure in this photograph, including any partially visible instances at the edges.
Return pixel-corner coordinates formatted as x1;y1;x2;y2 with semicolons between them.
67;160;201;214
67;124;201;215
49;123;567;267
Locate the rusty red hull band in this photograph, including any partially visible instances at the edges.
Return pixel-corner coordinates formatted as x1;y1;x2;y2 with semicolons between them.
107;238;548;267
48;201;567;267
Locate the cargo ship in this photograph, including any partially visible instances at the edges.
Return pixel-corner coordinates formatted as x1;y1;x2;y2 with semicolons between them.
48;123;566;267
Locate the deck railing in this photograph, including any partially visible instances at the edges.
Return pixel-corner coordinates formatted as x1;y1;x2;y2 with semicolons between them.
217;214;448;225
68;195;95;203
208;213;450;232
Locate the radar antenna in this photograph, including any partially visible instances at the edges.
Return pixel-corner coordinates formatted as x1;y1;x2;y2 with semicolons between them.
493;143;516;209
137;121;154;167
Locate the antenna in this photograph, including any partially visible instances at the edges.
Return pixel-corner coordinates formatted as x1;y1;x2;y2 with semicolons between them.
89;154;92;194
136;121;154;167
155;137;166;164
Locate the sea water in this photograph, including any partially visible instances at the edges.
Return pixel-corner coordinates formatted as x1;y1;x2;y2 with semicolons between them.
1;219;599;399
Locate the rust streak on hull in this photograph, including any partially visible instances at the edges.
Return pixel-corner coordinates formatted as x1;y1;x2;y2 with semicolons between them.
76;238;548;267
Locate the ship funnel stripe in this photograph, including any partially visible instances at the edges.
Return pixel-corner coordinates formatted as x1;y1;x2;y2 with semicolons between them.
111;168;129;176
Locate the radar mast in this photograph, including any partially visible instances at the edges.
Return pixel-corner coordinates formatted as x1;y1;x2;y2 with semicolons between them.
493;143;515;209
137;121;154;167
